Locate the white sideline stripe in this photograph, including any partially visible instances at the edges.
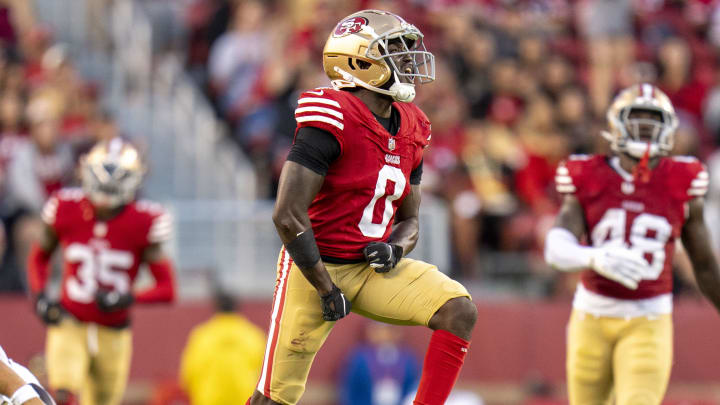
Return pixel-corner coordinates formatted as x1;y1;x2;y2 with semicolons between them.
298;97;341;108
295;106;343;120
296;115;344;130
555;176;573;185
257;249;291;393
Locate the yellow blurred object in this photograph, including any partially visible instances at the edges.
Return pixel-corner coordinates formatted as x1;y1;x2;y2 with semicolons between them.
179;313;266;405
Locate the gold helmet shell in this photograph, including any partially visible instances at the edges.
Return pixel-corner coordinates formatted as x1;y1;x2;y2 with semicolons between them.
81;138;145;208
603;83;678;158
322;10;435;90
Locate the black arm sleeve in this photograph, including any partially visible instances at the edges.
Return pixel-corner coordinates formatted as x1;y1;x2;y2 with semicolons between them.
286;126;341;176
410;159;423;185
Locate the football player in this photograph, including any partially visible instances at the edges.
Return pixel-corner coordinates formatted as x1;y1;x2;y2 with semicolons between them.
26;139;176;405
248;9;477;405
545;84;720;405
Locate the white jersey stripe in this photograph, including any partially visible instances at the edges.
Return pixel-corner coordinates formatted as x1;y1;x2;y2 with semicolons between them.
557;185;576;193
692;179;710;188
556;166;569;175
555;176;573;185
41;197;59;225
296;115;344;130
689;188;708;196
295;106;343;120
298;97;341;108
257;248;292;394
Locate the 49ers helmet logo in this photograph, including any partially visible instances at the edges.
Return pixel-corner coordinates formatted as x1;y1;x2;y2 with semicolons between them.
333;16;369;37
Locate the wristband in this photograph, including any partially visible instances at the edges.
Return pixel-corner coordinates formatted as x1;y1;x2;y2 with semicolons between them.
11;384;39;405
285;228;321;270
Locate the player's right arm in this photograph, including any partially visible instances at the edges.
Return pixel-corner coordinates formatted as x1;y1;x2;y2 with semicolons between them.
27;196;61;325
273;160;351;321
544;164;648;290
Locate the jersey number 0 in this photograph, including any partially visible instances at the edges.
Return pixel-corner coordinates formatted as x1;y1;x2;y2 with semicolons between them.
359;165;407;238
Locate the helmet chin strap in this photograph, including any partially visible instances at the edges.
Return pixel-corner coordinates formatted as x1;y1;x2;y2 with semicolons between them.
333;66;416;103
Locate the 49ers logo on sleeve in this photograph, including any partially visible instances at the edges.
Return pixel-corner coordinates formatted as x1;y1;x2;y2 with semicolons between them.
333;17;369;37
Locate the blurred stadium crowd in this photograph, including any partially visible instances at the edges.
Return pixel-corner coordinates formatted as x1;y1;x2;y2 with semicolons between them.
182;0;720;295
2;0;720;299
0;0;120;293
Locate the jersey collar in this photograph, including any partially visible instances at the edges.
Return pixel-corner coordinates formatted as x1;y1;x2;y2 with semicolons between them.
608;156;634;182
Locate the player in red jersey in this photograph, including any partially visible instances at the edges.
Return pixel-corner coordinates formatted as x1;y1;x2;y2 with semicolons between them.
26;139;176;405
248;10;477;405
545;84;720;405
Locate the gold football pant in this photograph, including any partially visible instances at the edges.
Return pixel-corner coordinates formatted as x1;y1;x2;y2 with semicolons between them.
256;247;470;405
46;318;132;405
566;309;673;405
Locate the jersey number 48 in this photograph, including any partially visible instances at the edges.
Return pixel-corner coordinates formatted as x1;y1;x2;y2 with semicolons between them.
592;208;672;280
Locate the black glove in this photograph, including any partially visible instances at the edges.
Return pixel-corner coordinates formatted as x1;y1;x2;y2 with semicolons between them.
320;285;351;321
96;289;134;312
363;242;403;273
35;293;62;325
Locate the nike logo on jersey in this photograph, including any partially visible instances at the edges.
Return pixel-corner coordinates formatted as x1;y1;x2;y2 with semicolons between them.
306;89;324;96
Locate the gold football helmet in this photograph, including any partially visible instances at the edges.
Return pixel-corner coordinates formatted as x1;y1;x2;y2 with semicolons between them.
322;9;435;103
602;83;678;159
80;138;145;209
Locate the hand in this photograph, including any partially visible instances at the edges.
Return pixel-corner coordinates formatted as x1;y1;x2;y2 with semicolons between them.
34;293;62;325
590;245;649;290
320;285;351;321
363;242;403;273
96;289;134;312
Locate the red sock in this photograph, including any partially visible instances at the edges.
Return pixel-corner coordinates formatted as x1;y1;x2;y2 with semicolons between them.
413;329;470;405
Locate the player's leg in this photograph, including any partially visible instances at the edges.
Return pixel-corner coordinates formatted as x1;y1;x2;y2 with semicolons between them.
345;258;474;405
612;315;672;405
46;318;90;405
566;310;614;405
250;248;335;405
89;324;132;405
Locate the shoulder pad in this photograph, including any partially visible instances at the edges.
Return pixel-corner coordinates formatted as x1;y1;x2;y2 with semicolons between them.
555;162;576;194
55;188;85;201
135;201;172;244
665;157;708;199
295;88;344;133
134;200;166;215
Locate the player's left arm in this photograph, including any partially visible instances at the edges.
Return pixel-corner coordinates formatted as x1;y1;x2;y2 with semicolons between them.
135;243;176;304
681;197;720;313
389;184;420;255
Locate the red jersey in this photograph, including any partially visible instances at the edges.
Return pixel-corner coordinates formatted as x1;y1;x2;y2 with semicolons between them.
294;88;430;260
41;188;172;326
556;155;708;300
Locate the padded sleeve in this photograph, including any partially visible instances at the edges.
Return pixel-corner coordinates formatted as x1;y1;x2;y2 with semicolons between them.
287;126;341;176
